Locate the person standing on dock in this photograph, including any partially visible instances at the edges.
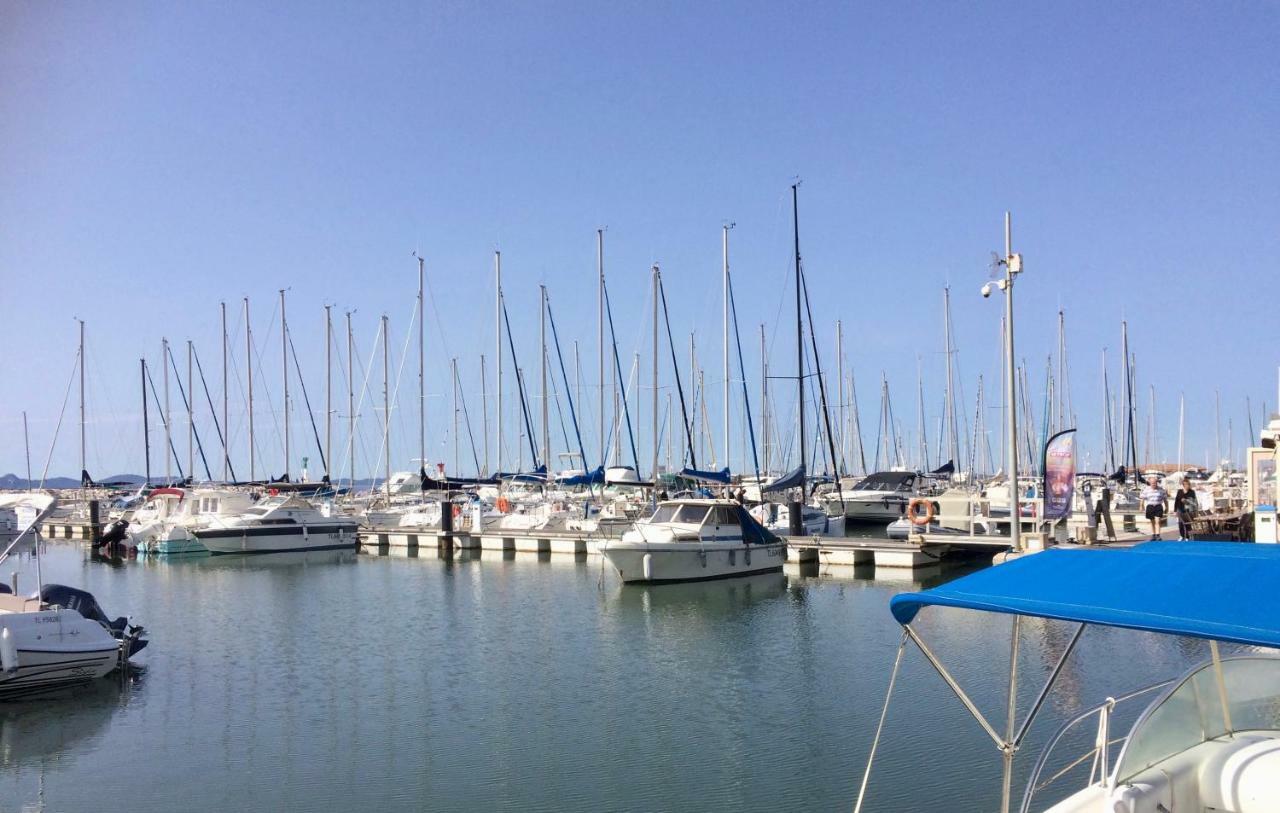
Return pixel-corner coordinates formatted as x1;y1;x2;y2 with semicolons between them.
1174;479;1199;541
1094;480;1116;542
1141;475;1169;540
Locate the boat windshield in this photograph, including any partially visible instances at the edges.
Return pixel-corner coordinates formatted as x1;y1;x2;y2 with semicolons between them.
649;503;711;525
1115;656;1280;784
853;472;915;492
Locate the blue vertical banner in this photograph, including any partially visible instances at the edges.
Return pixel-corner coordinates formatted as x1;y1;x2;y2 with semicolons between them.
1042;429;1077;521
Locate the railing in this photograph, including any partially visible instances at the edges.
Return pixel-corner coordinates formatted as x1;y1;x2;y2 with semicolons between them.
1018;680;1173;813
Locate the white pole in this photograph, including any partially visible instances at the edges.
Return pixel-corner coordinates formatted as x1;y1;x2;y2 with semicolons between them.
245;298;254;481
481;354;489;475
163;337;171;482
78;319;85;480
280;289;289;479
540;285;549;469
325;305;332;481
452;357;459;475
760;323;769;476
723;224;732;475
418;256;426;473
597;229;605;471
495;251;503;480
652;265;660;490
187;339;194;479
382;314;390;498
1003;212;1021;554
837;319;844;471
346;311;354;490
221;301;229;481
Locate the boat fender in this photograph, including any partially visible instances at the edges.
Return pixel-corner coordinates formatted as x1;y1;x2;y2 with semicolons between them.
907;498;935;526
642;553;653;581
452;504;462;518
0;627;16;673
496;497;510;514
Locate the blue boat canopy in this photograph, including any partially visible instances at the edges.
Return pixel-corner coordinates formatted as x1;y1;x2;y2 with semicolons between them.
679;466;732;484
556;466;604;486
889;543;1280;650
762;466;804;493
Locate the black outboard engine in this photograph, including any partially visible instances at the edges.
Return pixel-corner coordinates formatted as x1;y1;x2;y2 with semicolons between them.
99;519;129;548
39;584;148;657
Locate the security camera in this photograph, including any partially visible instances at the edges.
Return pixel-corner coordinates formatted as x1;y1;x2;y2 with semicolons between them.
981;282;993;298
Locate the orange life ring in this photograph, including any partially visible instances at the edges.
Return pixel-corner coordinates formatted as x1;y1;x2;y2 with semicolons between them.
452;503;462;518
496;497;511;514
906;498;935;526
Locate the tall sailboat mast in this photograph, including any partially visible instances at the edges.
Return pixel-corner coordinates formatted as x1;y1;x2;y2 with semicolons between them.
792;183;805;500
597;229;605;472
382;314;390;498
495;251;503;480
651;264;659;487
325;305;332;482
346;311;354;490
722;223;732;474
417;255;426;474
760;324;769;476
280;289;289;479
187;340;194;478
78;319;85;482
245;298;254;481
540;285;549;470
221;301;229;481
943;286;960;472
163;337;171;483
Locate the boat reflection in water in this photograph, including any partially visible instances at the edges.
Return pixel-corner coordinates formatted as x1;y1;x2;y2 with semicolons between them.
192;549;357;570
610;571;788;616
0;673;136;770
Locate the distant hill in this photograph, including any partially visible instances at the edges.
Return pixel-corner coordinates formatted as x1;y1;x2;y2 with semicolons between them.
0;473;145;490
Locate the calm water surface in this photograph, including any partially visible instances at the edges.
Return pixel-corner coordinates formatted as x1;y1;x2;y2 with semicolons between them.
0;542;1221;812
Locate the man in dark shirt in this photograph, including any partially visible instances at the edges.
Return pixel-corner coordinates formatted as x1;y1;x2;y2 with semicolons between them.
1174;480;1199;541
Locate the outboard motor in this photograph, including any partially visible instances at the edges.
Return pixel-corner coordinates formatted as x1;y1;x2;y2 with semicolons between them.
99;519;129;549
39;584;148;657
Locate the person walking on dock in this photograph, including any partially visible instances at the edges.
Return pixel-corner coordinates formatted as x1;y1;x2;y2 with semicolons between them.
1141;475;1169;540
1093;480;1116;542
1174;479;1199;541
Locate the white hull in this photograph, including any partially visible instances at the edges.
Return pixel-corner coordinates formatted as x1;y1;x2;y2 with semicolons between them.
0;607;121;698
832;496;909;522
601;540;785;583
195;524;358;555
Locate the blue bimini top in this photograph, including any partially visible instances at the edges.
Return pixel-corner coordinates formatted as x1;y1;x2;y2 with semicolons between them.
888;542;1280;650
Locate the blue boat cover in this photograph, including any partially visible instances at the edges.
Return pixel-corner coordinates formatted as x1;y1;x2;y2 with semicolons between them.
679;466;732;484
556;466;604;486
762;466;804;493
889;543;1280;649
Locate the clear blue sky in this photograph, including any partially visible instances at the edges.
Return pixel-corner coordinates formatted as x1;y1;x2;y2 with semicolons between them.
2;1;1277;481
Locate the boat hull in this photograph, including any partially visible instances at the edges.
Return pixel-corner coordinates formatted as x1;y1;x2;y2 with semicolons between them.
195;524;359;555
601;541;785;583
0;610;121;699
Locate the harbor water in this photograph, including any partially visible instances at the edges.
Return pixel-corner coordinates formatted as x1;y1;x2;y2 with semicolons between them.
0;542;1222;812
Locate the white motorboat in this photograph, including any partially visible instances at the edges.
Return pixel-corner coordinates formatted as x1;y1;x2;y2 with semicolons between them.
127;487;259;554
0;495;146;698
821;471;928;523
193;495;359;555
600;499;785;583
855;542;1280;813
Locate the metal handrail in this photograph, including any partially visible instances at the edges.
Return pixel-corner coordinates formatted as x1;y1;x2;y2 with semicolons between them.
1018;680;1173;813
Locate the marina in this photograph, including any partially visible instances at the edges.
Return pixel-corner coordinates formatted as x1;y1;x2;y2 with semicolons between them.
4;3;1279;811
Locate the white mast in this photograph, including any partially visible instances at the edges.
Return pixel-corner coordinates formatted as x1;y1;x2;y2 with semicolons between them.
597;229;605;471
480;354;489;475
651;264;659;488
417;255;426;475
760;323;769;475
78;319;86;481
280;289;289;479
451;357;459;475
325;305;332;482
346;311;354;490
163;337;171;482
837;319;844;471
221;301;229;481
245;298;254;481
540;284;549;470
943;286;960;473
495;251;503;480
722;223;732;475
382;314;390;498
1002;212;1021;554
187;340;194;479
1177;393;1185;468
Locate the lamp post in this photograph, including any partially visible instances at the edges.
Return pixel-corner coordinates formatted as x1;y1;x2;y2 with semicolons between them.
983;212;1024;553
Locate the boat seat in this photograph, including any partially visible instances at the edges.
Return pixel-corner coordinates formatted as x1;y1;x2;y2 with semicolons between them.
1197;734;1280;813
